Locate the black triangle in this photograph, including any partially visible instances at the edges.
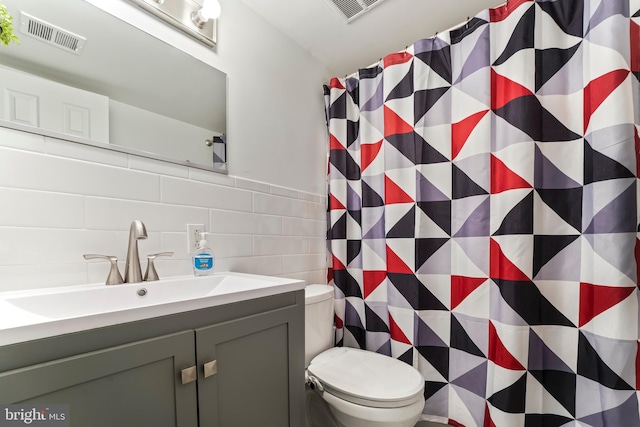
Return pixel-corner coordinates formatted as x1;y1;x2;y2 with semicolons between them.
577;332;634;390
387;206;416;238
533;235;580;277
386;132;418;164
346;78;359;105
386;62;414;101
346;119;359;147
494;96;582;142
488;373;527;413
493;5;535;66
415;45;452;84
398;347;414;365
329;212;347;239
329;91;347;119
450;315;485;357
424;381;447;400
415;87;450;123
417;201;452;235
417;346;449;379
345;325;366;349
362;181;384;207
535;44;581;92
495;279;575;327
634;9;640;17
493;191;534;236
415;133;449;164
536;188;583;232
334;269;362;298
347;208;361;226
538;0;584;38
452;164;489;199
330;149;361;180
525;414;574;427
388;273;448;310
529;370;576;416
364;304;390;333
584;140;634;184
323;84;330;97
346;240;361;265
415;238;449;270
450;17;488;44
359;64;383;79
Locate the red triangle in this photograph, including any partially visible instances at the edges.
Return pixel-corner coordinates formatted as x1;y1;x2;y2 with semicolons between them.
448;420;465;427
386;246;413;274
361;140;383;171
330;133;346;150
484;403;497;427
329;194;346;211
584;69;630;132
329;77;345;90
631;20;639;73
491;69;534;110
384;175;414;204
451;276;487;309
490;239;530;281
488;321;525;370
578;282;635;327
332;254;347;272
491;155;532;194
389;313;412;345
384;106;413;137
327;268;334;284
451;110;489;160
489;0;528;23
363;271;386;299
335;314;343;329
383;51;413;68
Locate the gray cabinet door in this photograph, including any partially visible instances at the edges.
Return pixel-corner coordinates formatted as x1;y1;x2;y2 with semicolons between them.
0;331;198;427
196;306;302;427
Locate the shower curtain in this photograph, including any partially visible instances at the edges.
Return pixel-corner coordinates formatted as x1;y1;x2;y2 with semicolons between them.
324;0;640;425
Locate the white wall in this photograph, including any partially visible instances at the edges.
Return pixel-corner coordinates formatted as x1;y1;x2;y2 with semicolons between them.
0;0;330;291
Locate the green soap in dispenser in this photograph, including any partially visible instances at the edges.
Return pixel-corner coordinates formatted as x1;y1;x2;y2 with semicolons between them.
193;232;215;276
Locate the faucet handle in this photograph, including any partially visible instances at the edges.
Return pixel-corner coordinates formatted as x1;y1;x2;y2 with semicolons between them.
144;252;174;282
83;254;125;285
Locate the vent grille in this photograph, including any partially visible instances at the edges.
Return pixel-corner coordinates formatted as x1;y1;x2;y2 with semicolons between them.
20;12;86;54
326;0;388;22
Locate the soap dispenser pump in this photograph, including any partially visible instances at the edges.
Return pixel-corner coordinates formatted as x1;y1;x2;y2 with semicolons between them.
192;232;215;276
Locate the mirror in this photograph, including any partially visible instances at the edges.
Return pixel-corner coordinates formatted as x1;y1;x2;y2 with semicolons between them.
0;0;227;172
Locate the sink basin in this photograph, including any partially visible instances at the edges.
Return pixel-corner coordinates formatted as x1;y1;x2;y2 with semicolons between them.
0;272;305;346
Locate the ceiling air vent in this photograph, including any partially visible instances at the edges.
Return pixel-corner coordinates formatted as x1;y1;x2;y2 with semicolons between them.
20;12;86;55
326;0;388;23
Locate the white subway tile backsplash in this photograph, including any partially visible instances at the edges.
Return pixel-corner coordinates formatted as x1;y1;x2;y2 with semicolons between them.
45;137;129;168
210;210;282;235
254;192;308;218
0;188;84;228
0;127;326;291
279;271;309;284
129;156;189;178
0;147;161;201
162;176;253;211
85;197;208;232
0;127;45;152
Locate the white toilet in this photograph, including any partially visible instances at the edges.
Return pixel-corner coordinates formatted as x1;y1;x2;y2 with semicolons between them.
305;284;425;427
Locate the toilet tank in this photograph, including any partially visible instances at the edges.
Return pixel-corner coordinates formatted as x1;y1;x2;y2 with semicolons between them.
305;284;335;367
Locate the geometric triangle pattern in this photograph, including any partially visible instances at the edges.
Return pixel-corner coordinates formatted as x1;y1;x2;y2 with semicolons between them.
325;0;640;425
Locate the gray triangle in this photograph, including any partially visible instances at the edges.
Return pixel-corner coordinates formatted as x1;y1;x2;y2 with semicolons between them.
584;181;636;234
454;58;491;105
537;43;585;95
586;124;637;176
453;25;490;84
454;312;488;356
450;348;487;383
451;384;487;427
416;171;449;201
362;208;385;239
582;179;630;232
423;382;449;418
490;280;529;326
534;145;581;189
366;332;392;355
492;113;534;151
452;196;489;237
580;330;637;388
344;300;365;329
454;196;490;237
454;236;489;276
454;153;490;193
577;378;638;425
416;240;451;274
528;329;573;372
585;0;631;36
416;89;452;127
374;339;391;356
534;236;581;281
415;314;448;347
361;79;384;112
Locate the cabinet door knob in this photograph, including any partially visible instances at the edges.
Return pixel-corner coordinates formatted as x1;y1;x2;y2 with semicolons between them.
181;366;197;384
203;360;218;378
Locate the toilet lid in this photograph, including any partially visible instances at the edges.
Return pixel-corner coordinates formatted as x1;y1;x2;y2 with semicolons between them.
307;347;424;408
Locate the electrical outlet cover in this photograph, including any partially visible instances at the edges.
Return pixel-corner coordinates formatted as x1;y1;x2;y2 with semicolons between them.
187;224;205;252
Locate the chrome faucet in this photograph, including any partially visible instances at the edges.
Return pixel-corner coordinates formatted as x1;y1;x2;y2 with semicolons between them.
124;220;148;283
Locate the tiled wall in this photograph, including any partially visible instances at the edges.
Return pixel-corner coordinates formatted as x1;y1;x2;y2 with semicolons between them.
0;127;327;292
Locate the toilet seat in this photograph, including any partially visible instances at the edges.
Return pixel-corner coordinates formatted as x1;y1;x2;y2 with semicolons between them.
307;347;424;409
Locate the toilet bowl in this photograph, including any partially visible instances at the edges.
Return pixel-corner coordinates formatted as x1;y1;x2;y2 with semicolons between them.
305;284;425;427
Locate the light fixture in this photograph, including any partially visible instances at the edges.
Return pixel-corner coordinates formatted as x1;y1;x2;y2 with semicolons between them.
127;0;219;47
192;0;221;28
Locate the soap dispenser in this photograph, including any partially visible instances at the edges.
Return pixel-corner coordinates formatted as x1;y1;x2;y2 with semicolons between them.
192;232;215;276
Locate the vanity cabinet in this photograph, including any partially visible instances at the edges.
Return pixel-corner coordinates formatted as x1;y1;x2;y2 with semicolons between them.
0;291;305;427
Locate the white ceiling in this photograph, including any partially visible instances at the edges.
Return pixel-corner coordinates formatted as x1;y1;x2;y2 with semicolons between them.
238;0;504;77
